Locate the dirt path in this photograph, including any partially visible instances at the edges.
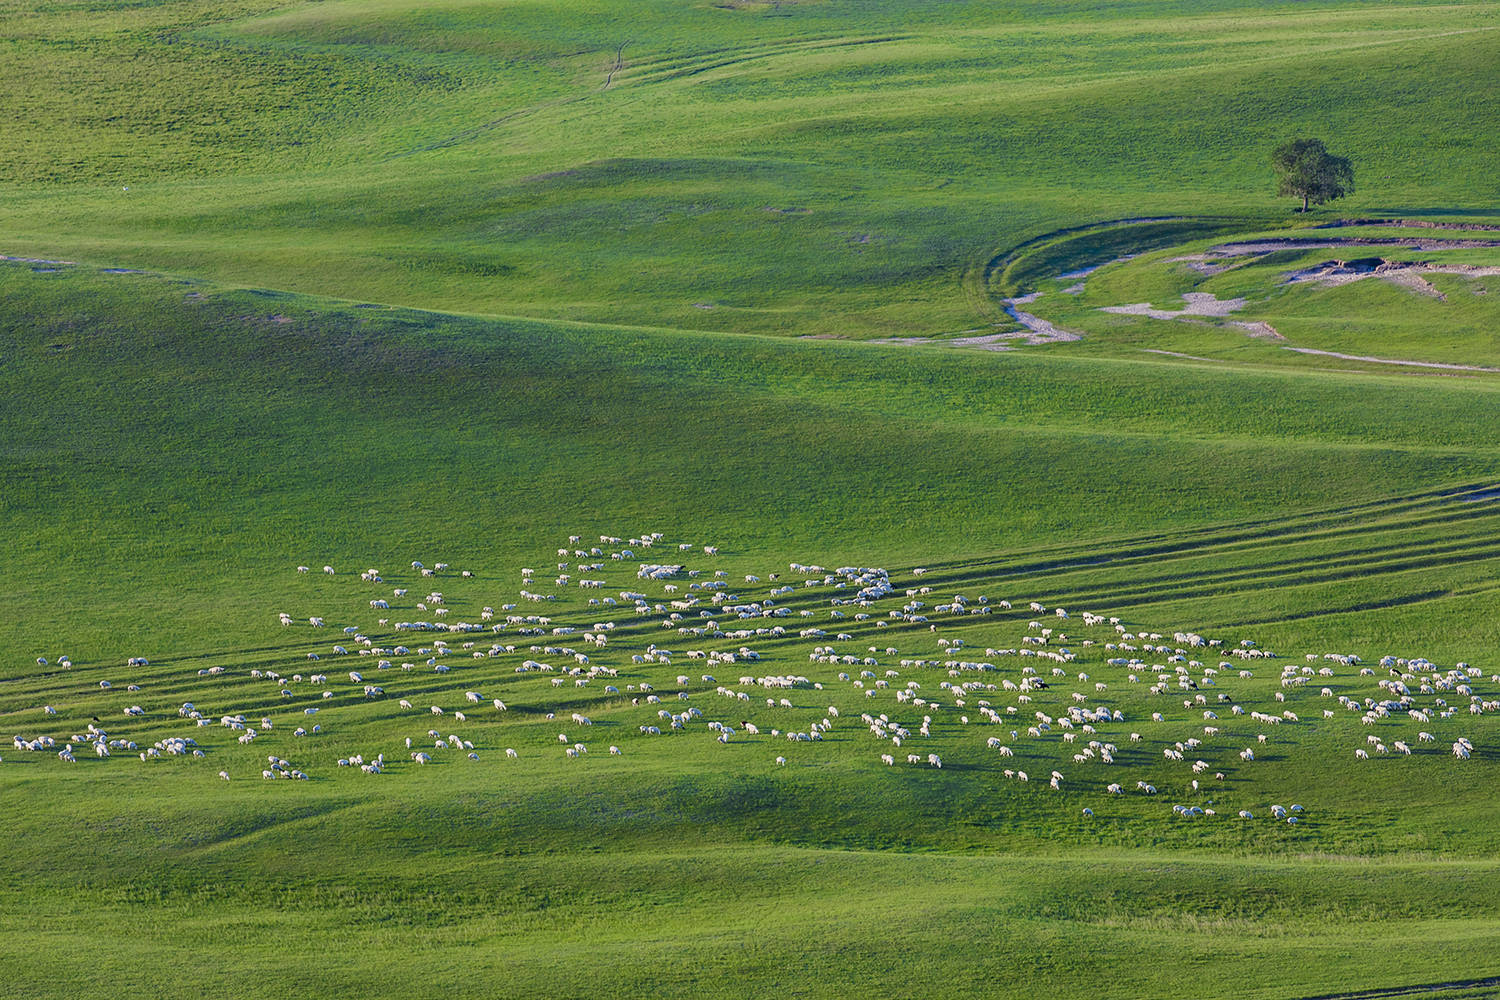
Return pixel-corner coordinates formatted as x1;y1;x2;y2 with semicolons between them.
1283;347;1500;373
1208;237;1500;255
1316;217;1500;233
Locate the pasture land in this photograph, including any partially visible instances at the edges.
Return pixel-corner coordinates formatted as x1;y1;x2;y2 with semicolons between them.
2;0;1500;337
5;260;1500;997
5;0;1500;996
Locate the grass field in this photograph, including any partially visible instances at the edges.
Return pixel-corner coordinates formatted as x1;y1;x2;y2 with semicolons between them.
5;0;1500;996
3;0;1500;335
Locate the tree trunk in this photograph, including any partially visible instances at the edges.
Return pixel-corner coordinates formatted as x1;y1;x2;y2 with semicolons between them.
1303;192;1309;212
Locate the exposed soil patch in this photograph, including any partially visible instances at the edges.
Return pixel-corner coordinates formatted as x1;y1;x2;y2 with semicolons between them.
944;333;1018;351
999;295;1083;345
1166;251;1271;278
1230;320;1283;340
1101;292;1246;320
1284;257;1500;299
1141;349;1222;361
1056;256;1135;281
1380;268;1445;299
1098;292;1280;341
873;290;1081;351
1283;256;1390;285
1170;254;1242;277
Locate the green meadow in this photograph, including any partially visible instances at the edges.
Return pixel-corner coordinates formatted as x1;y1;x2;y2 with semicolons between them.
4;0;1500;997
3;0;1500;335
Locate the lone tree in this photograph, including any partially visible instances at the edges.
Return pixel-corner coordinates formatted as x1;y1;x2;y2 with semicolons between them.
1271;138;1354;212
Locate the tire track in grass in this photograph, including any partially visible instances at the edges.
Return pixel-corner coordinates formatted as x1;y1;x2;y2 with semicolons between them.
903;498;1500;598
916;482;1500;579
603;41;629;90
621;34;913;87
1220;589;1455;628
870;488;1500;627
917;514;1500;598
1289;975;1500;1000
985;515;1500;596
948;532;1500;616
974;528;1500;614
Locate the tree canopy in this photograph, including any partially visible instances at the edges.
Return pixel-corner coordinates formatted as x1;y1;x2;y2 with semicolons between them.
1272;138;1355;212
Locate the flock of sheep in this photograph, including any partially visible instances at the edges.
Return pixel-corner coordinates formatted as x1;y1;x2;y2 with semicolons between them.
10;532;1489;826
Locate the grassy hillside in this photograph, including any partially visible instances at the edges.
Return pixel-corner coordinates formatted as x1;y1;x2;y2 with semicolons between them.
6;1;1500;997
3;260;1500;992
1;1;1498;336
5;260;1499;657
